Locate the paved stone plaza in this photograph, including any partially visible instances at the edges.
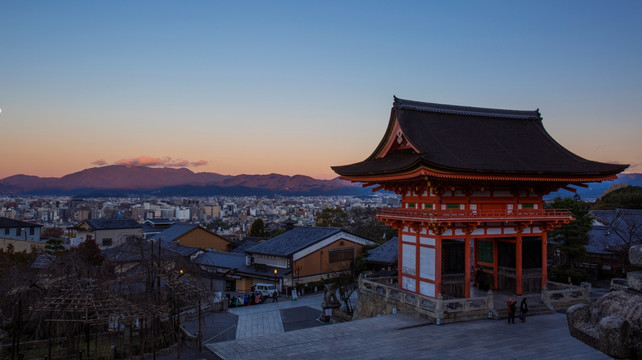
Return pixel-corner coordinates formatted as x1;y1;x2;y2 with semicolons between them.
201;293;608;360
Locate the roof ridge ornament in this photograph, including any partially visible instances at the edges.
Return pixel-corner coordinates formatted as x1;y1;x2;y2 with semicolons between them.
394;96;541;120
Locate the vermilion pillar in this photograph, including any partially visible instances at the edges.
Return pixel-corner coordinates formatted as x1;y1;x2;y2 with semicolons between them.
516;234;523;295
541;232;548;289
464;233;471;298
435;235;442;296
493;240;498;289
397;228;403;285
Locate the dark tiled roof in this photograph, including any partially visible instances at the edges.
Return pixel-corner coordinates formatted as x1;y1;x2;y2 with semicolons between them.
143;219;175;226
364;237;398;265
586;225;624;254
246;227;342;257
142;224;163;235
230;237;265;254
148;224;198;242
103;238;153;262
193;251;246;269
162;239;201;257
590;209;642;244
333;97;628;178
0;217;42;228
103;238;182;262
236;264;290;278
31;254;55;269
75;219;141;230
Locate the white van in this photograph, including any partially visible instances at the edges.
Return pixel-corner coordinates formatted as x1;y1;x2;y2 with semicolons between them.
251;283;277;297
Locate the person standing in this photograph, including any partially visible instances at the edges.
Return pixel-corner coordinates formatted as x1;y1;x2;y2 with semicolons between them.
507;297;516;324
520;297;528;322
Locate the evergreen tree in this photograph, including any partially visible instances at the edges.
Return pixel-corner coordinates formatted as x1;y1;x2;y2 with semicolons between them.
546;195;592;283
345;207;394;243
45;238;66;255
315;207;348;227
248;218;266;238
71;239;104;267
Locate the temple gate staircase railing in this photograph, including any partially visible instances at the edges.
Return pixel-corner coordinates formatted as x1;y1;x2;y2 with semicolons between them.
358;277;494;324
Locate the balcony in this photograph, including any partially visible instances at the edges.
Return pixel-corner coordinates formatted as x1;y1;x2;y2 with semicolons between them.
377;208;573;224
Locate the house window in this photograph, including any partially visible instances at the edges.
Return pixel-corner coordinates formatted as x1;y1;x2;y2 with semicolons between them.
329;248;354;263
4;228;9;235
16;228;21;237
102;238;112;247
30;227;35;235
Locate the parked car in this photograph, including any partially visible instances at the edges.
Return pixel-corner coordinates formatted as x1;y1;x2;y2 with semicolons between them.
610;278;628;291
251;283;277;297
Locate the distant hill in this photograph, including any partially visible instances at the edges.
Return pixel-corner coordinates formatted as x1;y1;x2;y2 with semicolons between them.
591;185;642;209
545;173;642;201
1;166;638;198
0;165;367;196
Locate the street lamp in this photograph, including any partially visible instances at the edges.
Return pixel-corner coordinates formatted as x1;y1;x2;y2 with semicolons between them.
274;269;277;290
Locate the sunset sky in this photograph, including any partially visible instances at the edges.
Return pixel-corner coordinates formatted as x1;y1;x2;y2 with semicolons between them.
1;1;641;180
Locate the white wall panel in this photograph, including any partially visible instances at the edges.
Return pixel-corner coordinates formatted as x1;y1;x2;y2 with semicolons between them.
402;276;416;292
419;247;435;280
402;244;416;276
419;236;435;246
420;281;435;297
402;234;416;244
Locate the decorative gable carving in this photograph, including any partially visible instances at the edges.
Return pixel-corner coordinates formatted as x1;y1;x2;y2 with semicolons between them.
377;121;419;159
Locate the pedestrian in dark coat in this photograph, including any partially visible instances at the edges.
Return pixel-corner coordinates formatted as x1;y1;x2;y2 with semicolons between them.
507;297;516;324
520;297;528;322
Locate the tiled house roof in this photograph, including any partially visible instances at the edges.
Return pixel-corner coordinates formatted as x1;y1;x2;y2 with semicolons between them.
245;227;343;257
364;237;398;265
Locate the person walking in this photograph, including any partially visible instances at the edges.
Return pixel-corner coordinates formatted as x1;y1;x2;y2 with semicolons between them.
507;297;516;324
520;297;528;322
272;289;279;302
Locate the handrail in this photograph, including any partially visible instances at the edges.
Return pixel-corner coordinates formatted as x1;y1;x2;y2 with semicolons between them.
377;208;572;222
541;281;590;310
359;277;493;322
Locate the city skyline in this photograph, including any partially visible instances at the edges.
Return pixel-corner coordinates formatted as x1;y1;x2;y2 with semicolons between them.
1;1;641;180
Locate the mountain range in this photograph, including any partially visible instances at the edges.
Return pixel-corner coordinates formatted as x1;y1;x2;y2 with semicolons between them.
0;165;640;198
0;165;368;197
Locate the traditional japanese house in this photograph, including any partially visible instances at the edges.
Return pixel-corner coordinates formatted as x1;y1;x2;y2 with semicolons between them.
332;97;627;298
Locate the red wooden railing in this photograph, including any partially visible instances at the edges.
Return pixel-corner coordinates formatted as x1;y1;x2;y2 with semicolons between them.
377;207;572;223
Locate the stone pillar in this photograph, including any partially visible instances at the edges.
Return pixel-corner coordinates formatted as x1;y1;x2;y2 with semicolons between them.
435;294;444;324
487;290;495;318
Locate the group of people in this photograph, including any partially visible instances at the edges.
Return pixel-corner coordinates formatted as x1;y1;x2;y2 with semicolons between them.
506;297;528;324
229;290;279;307
229;291;265;307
